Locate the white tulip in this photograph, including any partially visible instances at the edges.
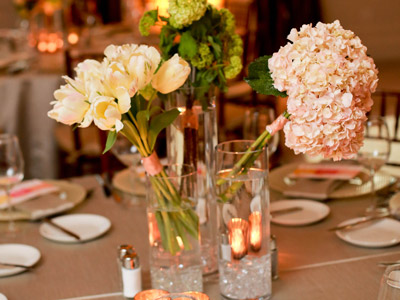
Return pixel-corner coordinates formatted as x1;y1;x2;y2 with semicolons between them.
48;82;92;127
92;96;124;132
151;54;191;94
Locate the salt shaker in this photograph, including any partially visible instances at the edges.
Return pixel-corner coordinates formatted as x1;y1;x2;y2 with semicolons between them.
270;235;278;280
118;245;142;299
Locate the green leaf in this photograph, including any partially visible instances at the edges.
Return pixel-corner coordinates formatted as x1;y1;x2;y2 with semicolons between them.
148;108;180;151
136;110;149;141
102;131;117;154
207;36;222;61
190;22;207;39
244;55;288;97
178;31;198;59
149;105;162;118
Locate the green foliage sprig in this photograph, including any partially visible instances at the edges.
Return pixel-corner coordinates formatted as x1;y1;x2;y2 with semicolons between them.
139;4;244;94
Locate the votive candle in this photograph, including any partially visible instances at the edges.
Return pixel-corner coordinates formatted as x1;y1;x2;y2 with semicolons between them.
134;289;169;300
249;211;262;251
228;218;248;260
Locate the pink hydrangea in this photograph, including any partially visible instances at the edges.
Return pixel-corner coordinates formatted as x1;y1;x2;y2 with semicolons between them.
269;20;379;160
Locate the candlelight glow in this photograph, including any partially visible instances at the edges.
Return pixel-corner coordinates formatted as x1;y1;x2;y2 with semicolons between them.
68;32;79;45
148;212;161;246
249;211;262;251
228;218;248;260
134;289;169;300
183;291;210;300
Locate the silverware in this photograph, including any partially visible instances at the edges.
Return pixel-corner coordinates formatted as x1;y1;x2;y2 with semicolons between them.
378;261;400;266
43;217;81;240
328;214;390;231
0;262;33;269
95;173;121;202
271;206;303;216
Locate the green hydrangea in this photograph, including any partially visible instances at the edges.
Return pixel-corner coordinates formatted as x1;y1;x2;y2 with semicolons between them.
139;10;157;36
168;0;207;29
224;55;242;79
220;8;236;35
191;43;214;70
228;34;243;57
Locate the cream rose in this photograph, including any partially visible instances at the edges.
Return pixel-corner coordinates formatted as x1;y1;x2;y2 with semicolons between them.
48;81;92;127
151;54;191;94
92;96;124;132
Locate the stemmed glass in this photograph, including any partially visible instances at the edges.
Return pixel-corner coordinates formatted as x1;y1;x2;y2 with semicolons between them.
112;134;141;171
378;264;400;299
243;106;279;158
357;117;391;216
0;134;24;233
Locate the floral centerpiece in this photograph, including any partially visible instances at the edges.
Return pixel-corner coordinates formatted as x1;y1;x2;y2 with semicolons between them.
48;44;198;255
139;0;243;96
218;20;379;200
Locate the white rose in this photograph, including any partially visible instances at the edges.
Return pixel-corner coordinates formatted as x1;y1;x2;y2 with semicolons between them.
92;96;124;132
48;83;92;127
151;54;190;94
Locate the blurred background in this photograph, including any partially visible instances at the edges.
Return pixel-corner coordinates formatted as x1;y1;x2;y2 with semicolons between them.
0;0;399;179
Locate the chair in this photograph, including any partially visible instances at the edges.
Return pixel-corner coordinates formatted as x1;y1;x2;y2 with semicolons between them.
369;90;400;166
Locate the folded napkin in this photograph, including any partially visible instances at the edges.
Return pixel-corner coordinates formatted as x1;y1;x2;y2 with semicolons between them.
0;180;60;209
283;178;344;200
289;163;363;180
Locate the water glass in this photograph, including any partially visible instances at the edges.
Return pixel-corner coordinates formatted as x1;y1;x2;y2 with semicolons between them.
378;264;400;299
215;140;271;300
0;134;24;233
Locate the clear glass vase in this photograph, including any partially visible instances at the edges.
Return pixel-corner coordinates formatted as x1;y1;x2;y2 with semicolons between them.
215;140;271;300
147;164;203;293
165;87;218;275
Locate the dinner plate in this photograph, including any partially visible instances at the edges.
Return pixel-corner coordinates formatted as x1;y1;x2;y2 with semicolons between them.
270;199;330;226
0;244;41;277
0;293;7;300
39;214;111;243
335;217;400;248
270;163;396;199
112;168;146;197
0;180;86;221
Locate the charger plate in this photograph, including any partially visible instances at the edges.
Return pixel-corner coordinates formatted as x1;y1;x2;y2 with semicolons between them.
0;180;86;221
270;163;396;199
112;168;146;197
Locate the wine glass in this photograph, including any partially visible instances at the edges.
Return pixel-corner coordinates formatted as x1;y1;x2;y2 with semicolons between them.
0;134;24;233
243;106;279;158
378;264;400;299
111;134;141;170
357;117;391;216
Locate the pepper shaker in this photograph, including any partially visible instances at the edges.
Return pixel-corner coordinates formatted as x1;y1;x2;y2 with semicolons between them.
118;245;142;299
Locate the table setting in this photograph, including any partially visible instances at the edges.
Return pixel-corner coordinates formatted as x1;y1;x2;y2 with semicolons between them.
1;0;400;299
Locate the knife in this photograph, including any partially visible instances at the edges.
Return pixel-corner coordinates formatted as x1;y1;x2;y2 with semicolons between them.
270;206;303;216
43;218;81;240
328;214;389;231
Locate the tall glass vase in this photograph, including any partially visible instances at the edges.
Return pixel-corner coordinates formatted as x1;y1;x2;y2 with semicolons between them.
215;140;271;300
165;87;218;275
147;164;203;292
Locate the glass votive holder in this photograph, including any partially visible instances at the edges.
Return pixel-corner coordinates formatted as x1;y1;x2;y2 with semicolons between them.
134;289;169;300
155;292;210;299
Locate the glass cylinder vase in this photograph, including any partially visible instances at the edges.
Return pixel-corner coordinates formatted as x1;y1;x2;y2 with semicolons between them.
165;87;218;275
215;140;271;300
147;164;203;293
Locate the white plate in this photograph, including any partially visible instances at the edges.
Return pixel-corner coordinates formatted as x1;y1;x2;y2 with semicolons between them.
0;180;87;221
270;163;396;199
39;214;111;243
270;199;330;226
112;168;146;197
0;244;41;277
336;217;400;248
0;293;7;300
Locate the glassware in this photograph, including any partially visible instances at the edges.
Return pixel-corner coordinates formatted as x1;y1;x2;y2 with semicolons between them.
155;292;209;299
112;134;141;170
147;164;203;293
0;134;24;233
215;140;271;300
357;117;391;216
243;106;279;157
378;264;400;300
165;87;218;275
